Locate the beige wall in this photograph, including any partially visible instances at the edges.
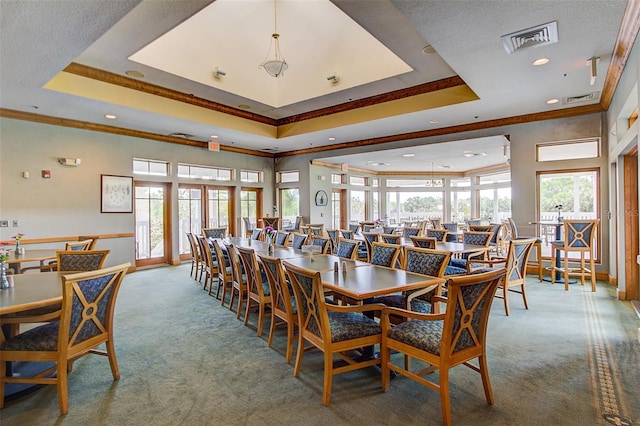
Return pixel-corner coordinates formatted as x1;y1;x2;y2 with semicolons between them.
0;118;275;267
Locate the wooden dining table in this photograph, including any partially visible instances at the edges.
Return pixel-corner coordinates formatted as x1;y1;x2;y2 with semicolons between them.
214;237;308;260
1;271;63;400
4;249;59;274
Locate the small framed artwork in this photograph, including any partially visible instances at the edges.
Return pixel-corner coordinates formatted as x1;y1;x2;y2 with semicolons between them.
101;174;133;213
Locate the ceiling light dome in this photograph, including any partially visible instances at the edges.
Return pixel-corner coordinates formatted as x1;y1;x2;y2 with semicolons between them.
259;1;288;78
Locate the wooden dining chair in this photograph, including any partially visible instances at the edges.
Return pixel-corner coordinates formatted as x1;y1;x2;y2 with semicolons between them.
202;227;227;239
56;249;110;272
507;218;543;282
258;254;298;363
226;244;248;318
335;238;359;260
425;229;448;242
369;242;401;268
402;226;421;238
196;235;218;295
186;232;204;280
309;236;331;254
261;217;280;230
339;229;354;239
0;263;130;414
326;229;340;253
467;238;537;315
551;219;600;291
211;239;233;302
242;217;255;238
409;235;437;249
358;232;381;262
448;231;494;272
275;231;291;246
282;261;384;406
380;233;401;245
237;246;272;336
380;268;506;426
291;233;308;249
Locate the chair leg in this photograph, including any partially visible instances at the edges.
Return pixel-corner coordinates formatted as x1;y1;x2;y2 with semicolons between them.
580;254;586;286
502;284;510;316
439;369;451;426
478;354;495;405
293;334;305;377
57;360;69;415
285;321;295;364
535;242;543;281
381;346;391;392
520;283;529;310
322;352;333;406
590;256;597;292
563;251;570;291
106;337;120;380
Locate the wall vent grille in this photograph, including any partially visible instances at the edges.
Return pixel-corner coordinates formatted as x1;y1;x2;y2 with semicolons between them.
501;21;558;54
565;92;599;104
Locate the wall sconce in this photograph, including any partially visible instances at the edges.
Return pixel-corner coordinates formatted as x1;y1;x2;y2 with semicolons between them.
326;72;339;84
58;157;81;167
587;57;599;86
213;66;226;79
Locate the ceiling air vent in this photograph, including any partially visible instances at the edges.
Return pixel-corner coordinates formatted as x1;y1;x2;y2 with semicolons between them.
169;132;193;139
565;92;599;104
501;21;558;54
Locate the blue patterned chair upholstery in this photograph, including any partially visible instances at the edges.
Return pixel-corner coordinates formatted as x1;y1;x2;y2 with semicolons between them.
251;228;264;241
340;229;354;239
380;268;506;426
381;233;401;244
196;235;218;295
369;242;401;268
237;246;272;336
335;238;359;260
448;231;493;272
426;229;448;242
283;216;302;232
358;232;380;262
372;247;450;317
282;261;384;406
326;229;340;253
410;236;436;249
57;250;110;272
226;243;249;318
291;233;308;249
382;226;396;234
275;231;291;246
402;227;421;238
442;223;459;242
0;263;130;414
310;236;331;254
202;227;227;239
551;219;600;291
348;224;360;234
259;254;298;363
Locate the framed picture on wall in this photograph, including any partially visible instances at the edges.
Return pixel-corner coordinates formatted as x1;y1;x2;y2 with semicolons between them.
101;174;133;213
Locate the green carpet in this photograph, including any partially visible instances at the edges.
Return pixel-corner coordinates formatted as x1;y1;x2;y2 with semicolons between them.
1;264;638;425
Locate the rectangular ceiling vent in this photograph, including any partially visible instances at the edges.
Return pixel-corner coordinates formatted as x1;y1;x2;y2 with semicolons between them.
501;21;558;54
565;92;600;104
169;132;194;139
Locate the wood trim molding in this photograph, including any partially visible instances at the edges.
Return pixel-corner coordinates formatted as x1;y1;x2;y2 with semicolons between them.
2;233;135;246
64;63;277;126
0;108;275;159
600;0;640;109
278;104;604;158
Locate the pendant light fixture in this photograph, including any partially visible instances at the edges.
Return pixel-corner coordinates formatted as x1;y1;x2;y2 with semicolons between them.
259;0;288;78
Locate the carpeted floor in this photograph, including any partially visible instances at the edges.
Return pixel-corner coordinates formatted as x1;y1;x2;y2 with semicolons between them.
1;264;638;425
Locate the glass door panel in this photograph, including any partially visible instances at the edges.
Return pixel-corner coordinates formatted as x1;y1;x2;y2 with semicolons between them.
178;186;202;255
135;182;169;266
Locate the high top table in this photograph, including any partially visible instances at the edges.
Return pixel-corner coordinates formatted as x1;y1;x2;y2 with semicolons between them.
529;221;576;284
5;249;59;273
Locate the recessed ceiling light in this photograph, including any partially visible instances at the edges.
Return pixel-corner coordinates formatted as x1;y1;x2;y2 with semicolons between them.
547;98;559;104
210;135;218;139
463;151;486;158
125;70;145;78
238;104;251;109
429;119;439;124
328;137;336;141
104;114;117;120
438;165;451;169
422;44;436;55
402;153;415;157
532;58;549;66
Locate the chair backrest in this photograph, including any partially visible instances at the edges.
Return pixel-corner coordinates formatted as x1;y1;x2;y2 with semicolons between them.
225;243;245;289
291;233;308;249
348;224;360;233
409;235;437;249
563;219;599;251
381;233;401;244
442;223;458;232
56;250;110;272
212;239;232;281
469;225;493;233
242;217;254;232
340;229;354;239
59;263;130;358
426;229;448;242
186;232;198;259
362;224;375;233
362;232;381;261
335;238;359;260
283;261;330;344
463;231;493;246
262;217;280;230
292;216;302;230
275;231;291;246
251;228;264;240
440;269;506;360
326;229;340;252
467;219;482;226
65;239;94;251
488;223;503;245
370;242;401;268
382;226;395;234
310;236;331;254
195;235;214;271
429;218;442;229
237;246;269;298
308;225;324;236
403;247;451;277
77;236;99;250
202;227;227;239
503;238;536;286
259;254;295;322
402;227;421;238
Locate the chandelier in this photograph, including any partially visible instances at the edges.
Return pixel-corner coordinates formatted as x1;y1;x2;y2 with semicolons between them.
259;0;288;78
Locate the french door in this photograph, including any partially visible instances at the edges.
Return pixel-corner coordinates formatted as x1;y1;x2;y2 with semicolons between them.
134;181;171;267
240;188;262;236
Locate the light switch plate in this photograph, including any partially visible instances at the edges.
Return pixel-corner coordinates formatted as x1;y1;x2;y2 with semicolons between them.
0;220;8;227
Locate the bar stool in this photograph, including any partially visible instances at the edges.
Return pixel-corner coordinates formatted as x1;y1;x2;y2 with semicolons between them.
551;219;599;291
